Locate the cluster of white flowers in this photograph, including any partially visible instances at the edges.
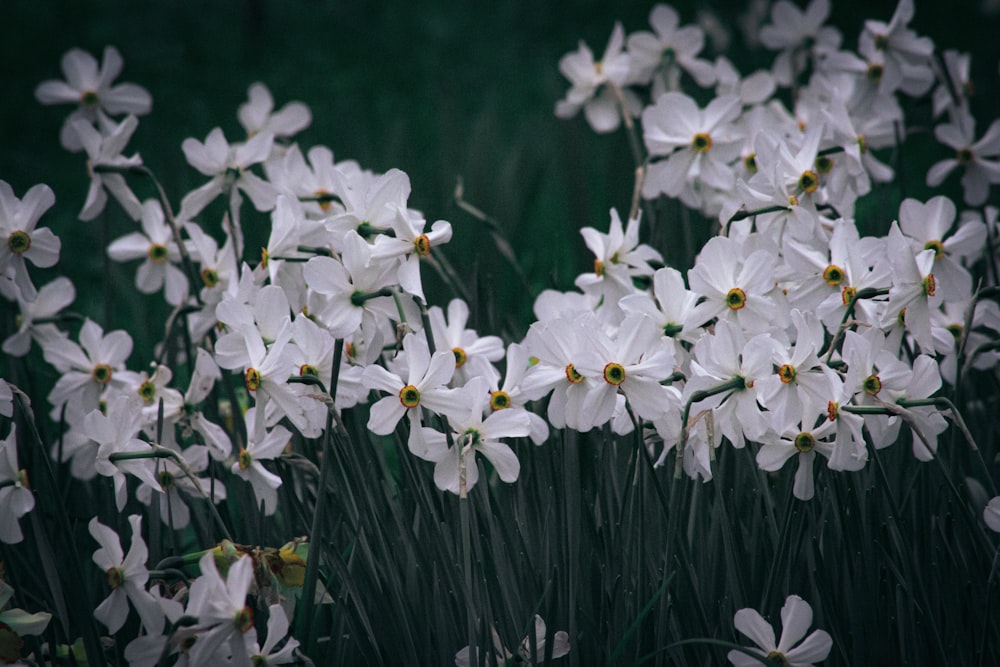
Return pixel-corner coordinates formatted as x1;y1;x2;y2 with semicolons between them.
0;0;998;664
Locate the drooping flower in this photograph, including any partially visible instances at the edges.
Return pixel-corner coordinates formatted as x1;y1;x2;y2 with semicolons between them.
0;581;52;665
0;425;34;545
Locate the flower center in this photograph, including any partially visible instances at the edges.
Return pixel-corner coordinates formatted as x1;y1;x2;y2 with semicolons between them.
798;169;819;193
594;259;605;277
815;155;834;174
822;264;845;286
314;188;333;212
299;364;319;377
489;390;511;410
399;385;421;408
234;606;254;633
7;230;30;255
767;649;789;665
80;89;99;107
863;373;882;396
867;63;884;82
201;267;220;288
924;240;944;258
158;469;175;490
956;148;974;165
603;362;626;386
452;347;468;368
827;400;839;421
238;447;252;471
922;273;936;297
726;288;747;310
138;380;156;404
946;323;963;341
857;134;868;154
691;132;713;153
873;33;889;50
106;566;125;589
743;153;758;174
663;322;683;338
245;367;261;392
564;363;584;384
777;364;796;384
92;364;113;385
841;285;857;305
793;432;815;453
148;243;169;264
414;234;432;257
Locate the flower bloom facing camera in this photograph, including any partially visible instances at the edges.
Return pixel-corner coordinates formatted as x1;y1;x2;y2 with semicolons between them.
728;594;832;666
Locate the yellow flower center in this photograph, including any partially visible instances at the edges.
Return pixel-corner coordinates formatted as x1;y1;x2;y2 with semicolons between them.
863;374;882;396
922;273;936;297
565;363;584;384
148;243;169;264
245;367;261;392
778;364;796;384
106;566;125;590
489;390;511;410
924;240;945;258
138;380;156;404
726;288;747;310
793;432;815;453
691;132;713;152
201;267;220;288
798;169;819;193
7;230;30;255
92;364;113;385
841;285;857;305
414;234;432;257
452;347;468;368
823;264;846;286
603;362;626;386
399;385;421;408
238;447;252;471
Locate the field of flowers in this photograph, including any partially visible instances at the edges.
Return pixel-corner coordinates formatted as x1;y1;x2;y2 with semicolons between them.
2;0;1000;665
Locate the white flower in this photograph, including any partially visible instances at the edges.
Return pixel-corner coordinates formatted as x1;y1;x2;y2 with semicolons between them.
238;82;311;140
34;46;152;152
107;199;189;305
178;127;277;222
0;180;60;303
555;22;635;133
927;108;1000;207
0;425;34;544
421;377;529;495
89;515;164;634
0;581;51;663
231;408;291;516
728;594;832;666
2;277;76;357
72;114;144;221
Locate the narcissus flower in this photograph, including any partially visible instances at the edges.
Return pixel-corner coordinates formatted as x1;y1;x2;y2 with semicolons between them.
0;425;34;545
34;45;152;152
0;581;51;664
88;515;164;634
0;180;60;303
728;594;832;666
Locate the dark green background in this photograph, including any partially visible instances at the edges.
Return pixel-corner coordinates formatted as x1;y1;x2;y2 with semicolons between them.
2;0;998;356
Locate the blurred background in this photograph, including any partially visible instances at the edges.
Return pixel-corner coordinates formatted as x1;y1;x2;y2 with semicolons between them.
2;0;999;359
